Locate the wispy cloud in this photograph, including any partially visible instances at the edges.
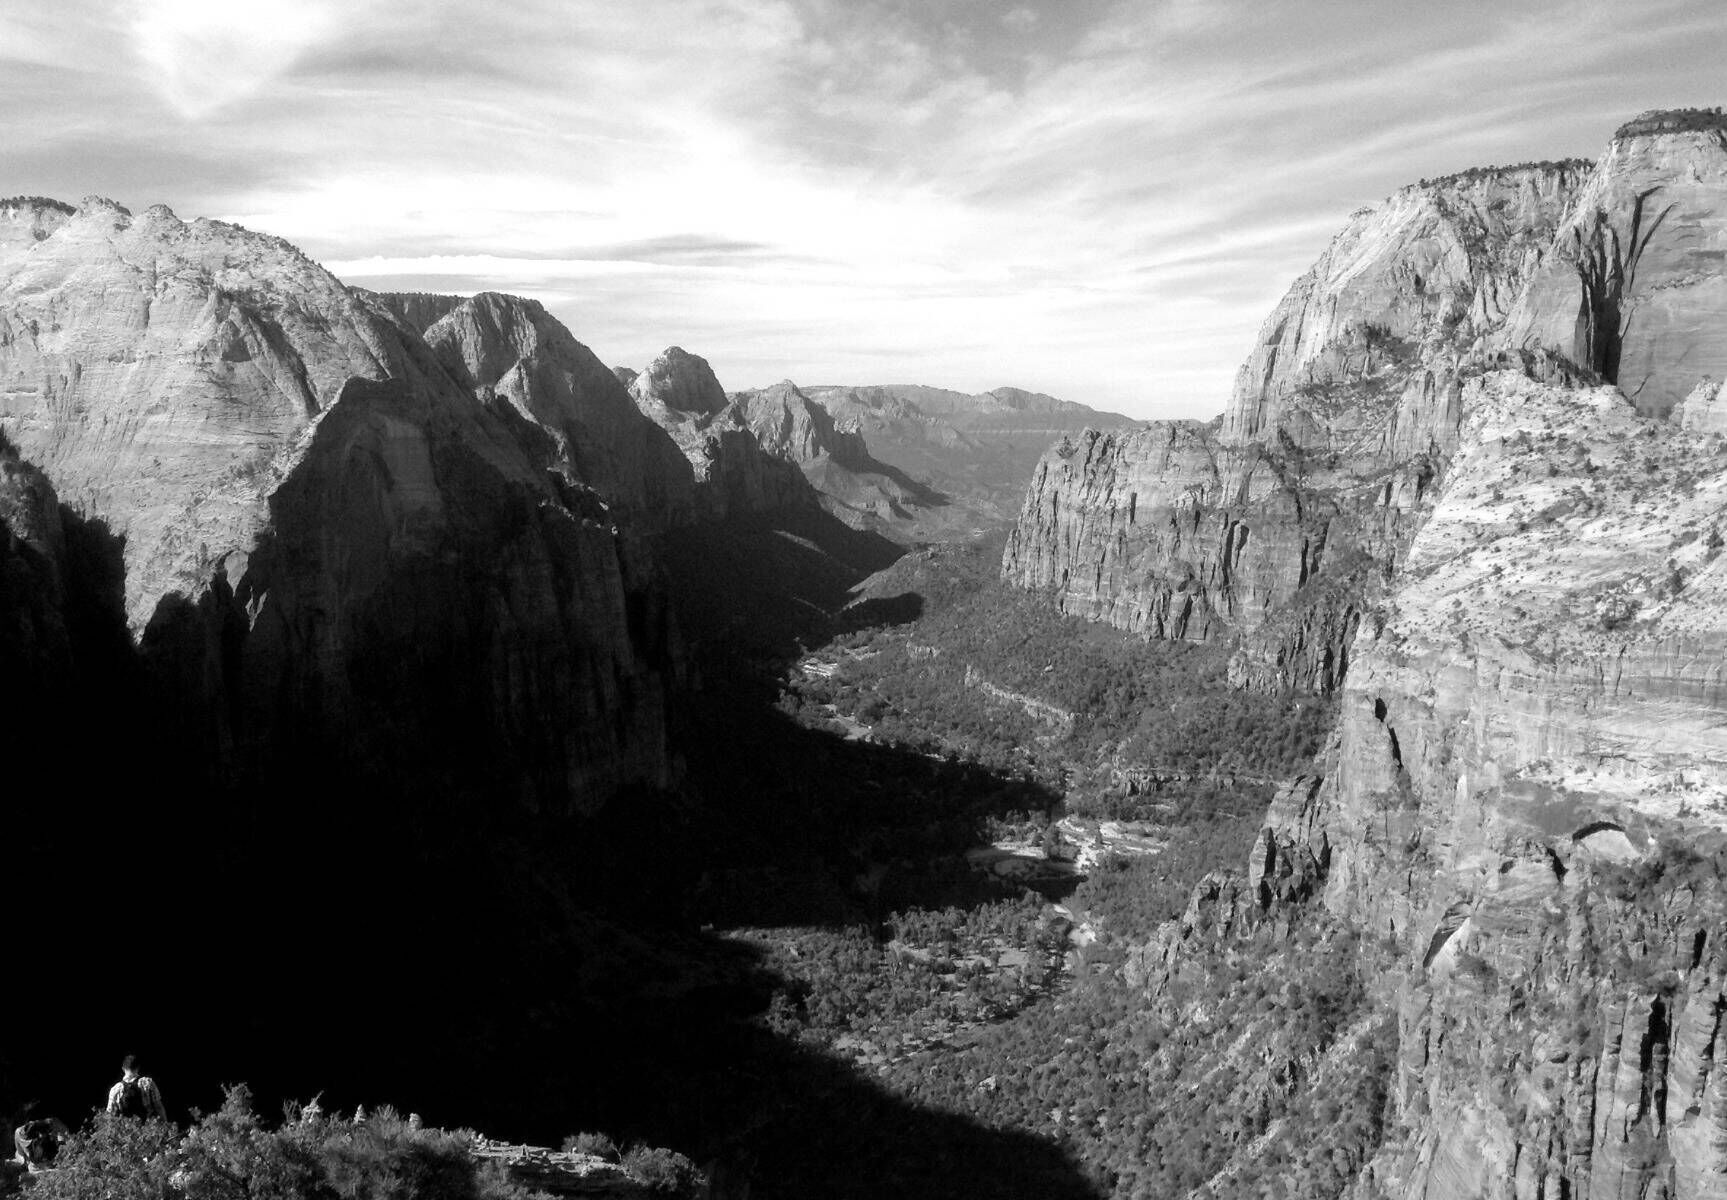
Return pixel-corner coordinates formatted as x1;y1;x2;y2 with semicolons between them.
4;0;1724;418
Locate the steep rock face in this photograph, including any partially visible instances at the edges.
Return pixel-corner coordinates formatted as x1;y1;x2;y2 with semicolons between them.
1004;163;1589;691
1503;111;1727;417
0;435;77;694
0;197;441;626
0;198;675;811
628;345;728;420
1260;371;1727;1198
373;290;464;335
626;350;819;519
730;379;869;467
414;292;696;525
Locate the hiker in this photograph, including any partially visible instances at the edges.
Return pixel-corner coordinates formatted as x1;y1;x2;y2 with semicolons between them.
12;1117;70;1170
106;1056;168;1121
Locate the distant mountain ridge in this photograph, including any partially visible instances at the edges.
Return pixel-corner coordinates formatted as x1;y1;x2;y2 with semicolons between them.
793;382;1137;541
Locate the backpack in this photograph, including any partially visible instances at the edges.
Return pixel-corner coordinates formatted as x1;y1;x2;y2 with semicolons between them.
115;1077;149;1119
19;1120;62;1164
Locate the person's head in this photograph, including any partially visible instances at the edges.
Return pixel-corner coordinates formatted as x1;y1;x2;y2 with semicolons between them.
121;1055;139;1080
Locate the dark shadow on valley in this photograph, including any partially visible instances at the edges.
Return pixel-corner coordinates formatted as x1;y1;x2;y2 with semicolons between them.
0;502;1095;1200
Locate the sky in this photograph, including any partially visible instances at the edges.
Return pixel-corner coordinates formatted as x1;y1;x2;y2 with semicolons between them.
3;1;1724;420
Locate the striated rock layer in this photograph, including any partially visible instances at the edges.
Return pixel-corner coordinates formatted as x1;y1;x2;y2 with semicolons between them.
1255;369;1727;1199
0;197;676;811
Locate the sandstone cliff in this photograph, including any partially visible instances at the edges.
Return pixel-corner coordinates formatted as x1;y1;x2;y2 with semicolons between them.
626;348;820;518
408;291;697;525
1503;111;1727;417
0;198;675;811
1248;369;1727;1200
1006;160;1589;690
1007;113;1727;699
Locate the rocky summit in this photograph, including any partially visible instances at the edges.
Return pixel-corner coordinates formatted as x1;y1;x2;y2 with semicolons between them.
625;347;822;518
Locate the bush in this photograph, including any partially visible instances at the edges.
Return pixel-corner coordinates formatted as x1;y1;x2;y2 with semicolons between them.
28;1114;182;1200
32;1087;523;1200
620;1144;703;1193
560;1131;619;1160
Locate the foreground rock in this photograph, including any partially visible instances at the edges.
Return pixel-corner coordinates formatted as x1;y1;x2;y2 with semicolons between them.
472;1139;706;1198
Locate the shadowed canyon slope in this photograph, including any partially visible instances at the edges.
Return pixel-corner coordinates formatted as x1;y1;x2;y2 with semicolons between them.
0;198;676;810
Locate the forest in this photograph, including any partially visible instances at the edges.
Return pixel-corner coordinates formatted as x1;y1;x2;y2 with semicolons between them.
678;529;1383;1197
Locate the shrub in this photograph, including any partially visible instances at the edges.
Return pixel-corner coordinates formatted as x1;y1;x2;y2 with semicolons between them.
620;1144;703;1193
560;1132;619;1160
33;1089;496;1200
29;1114;182;1200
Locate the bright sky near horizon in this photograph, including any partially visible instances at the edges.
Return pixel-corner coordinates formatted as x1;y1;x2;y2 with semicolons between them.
4;1;1723;420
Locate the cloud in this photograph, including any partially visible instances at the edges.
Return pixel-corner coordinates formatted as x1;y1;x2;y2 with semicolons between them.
7;0;1727;419
129;0;355;118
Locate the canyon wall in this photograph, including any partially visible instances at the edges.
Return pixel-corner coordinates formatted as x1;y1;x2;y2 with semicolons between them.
1253;370;1727;1200
0;197;676;812
1008;115;1727;698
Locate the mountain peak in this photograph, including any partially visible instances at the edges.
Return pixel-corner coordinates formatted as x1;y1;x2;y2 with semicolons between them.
631;346;729;417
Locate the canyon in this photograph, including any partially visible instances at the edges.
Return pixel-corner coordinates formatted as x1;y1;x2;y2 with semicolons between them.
5;103;1727;1200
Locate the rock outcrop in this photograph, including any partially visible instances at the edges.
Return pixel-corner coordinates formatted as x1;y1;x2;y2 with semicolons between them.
0;198;676;811
626;349;820;518
628;345;729;421
729;379;869;468
1005;160;1590;690
1503;110;1727;417
1256;369;1727;1199
408;292;697;525
1007;113;1727;695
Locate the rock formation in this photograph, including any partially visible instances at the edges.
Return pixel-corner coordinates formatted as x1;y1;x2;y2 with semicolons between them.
1132;109;1727;1199
730;379;869;467
1006;158;1591;690
625;349;820;518
1258;368;1727;1199
1503;110;1727;417
805;383;1136;540
0;197;676;812
404;291;697;525
628;345;729;421
1007;111;1727;698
